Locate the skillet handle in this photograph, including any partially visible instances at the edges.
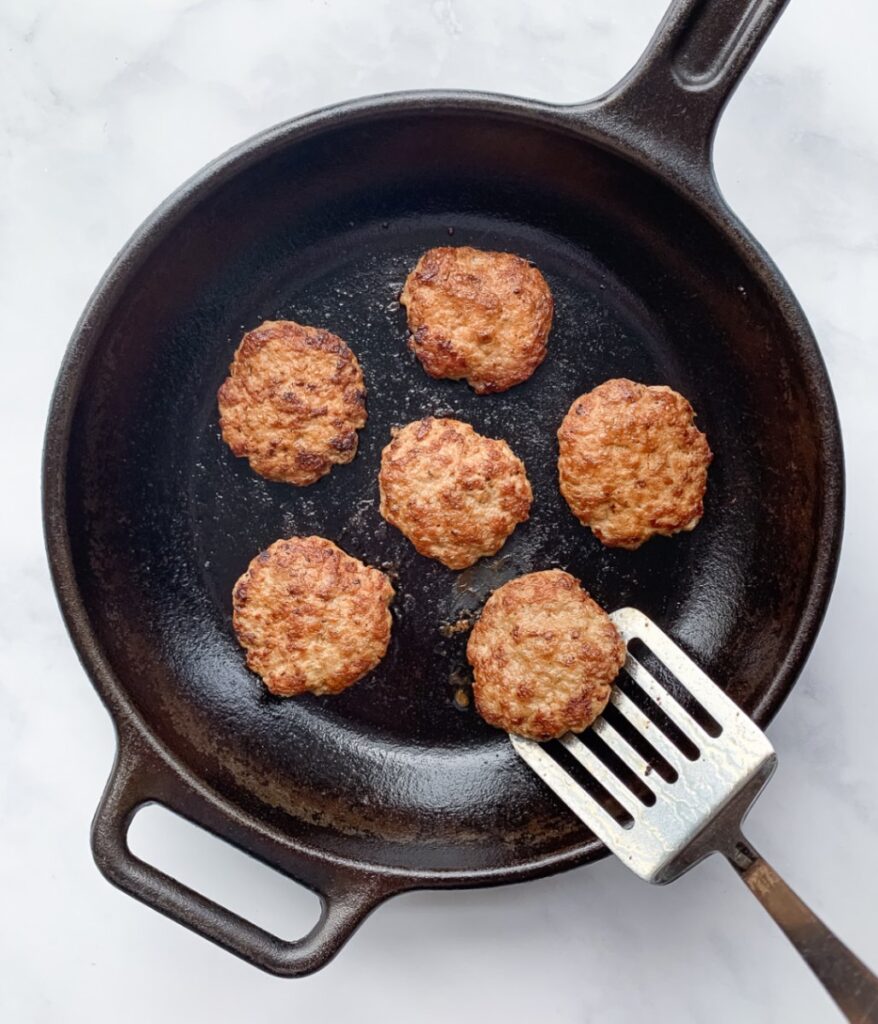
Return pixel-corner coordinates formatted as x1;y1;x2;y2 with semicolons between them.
91;735;388;977
728;838;878;1022
597;0;790;166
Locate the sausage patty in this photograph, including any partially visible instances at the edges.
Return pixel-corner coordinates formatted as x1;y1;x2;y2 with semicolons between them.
558;378;712;549
232;536;394;696
218;320;367;486
467;569;625;741
400;246;553;394
378;417;532;570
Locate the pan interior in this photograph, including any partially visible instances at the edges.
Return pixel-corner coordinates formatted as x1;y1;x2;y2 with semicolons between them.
63;108;835;875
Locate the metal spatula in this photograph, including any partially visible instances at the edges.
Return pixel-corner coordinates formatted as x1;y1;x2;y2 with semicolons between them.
512;608;878;1023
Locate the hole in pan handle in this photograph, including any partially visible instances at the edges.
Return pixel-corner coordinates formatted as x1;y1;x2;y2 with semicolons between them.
90;731;389;977
583;0;790;167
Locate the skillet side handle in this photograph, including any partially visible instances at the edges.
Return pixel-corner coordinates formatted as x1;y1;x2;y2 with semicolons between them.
596;0;790;168
91;739;386;977
728;838;878;1023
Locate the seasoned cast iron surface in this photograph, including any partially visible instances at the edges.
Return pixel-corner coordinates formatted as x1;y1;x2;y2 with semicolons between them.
65;111;832;873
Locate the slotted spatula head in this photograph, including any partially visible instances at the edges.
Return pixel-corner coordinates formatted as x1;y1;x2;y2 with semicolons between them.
512;608;777;884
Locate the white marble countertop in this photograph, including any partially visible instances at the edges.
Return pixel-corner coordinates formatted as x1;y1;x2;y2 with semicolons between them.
2;1;877;1021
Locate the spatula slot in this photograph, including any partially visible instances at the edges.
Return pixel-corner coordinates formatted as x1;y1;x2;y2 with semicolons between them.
601;702;680;783
545;740;635;828
579;728;657;807
616;668;701;761
628;638;723;738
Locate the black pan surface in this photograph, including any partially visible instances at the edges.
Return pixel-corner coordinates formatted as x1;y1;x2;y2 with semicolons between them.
45;0;843;976
59;103;838;864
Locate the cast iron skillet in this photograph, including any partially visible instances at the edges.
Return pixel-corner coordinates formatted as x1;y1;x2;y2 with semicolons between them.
44;0;843;976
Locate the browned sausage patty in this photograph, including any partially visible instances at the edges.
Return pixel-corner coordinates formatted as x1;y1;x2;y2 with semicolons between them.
378;417;532;570
232;536;394;696
467;570;625;741
558;378;712;550
400;246;553;394
218;320;367;486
